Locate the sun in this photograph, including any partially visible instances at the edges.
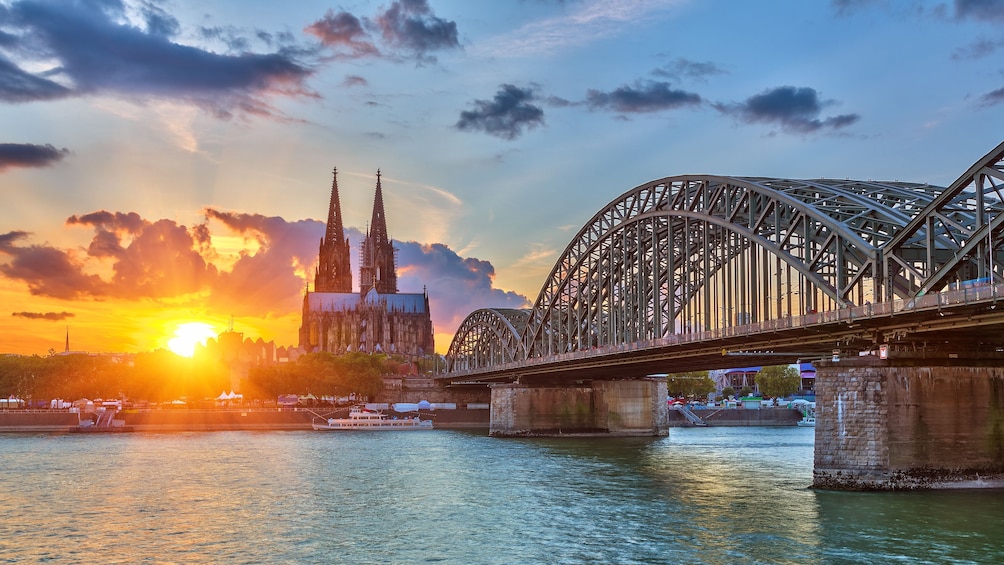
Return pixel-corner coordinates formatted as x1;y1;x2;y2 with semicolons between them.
167;322;218;357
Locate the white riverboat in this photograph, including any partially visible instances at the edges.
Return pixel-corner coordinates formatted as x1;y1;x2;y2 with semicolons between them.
796;416;816;427
312;407;433;431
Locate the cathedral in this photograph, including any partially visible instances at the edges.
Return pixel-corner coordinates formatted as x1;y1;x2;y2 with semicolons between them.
298;168;435;360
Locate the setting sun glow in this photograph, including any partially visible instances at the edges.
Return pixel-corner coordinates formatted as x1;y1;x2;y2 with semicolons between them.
167;322;218;357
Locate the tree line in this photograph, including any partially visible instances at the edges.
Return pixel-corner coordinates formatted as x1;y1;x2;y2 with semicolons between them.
666;365;802;399
0;351;418;406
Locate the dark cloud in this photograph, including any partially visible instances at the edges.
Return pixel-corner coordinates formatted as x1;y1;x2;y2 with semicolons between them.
0;230;108;299
11;311;74;320
0;56;72;102
304;10;379;58
455;84;545;140
586;81;702;113
140;2;180;38
374;0;460;62
713;85;860;134
0;0;315;118
954;0;1004;21
979;86;1004;106
652;58;727;82
0;143;69;171
396;241;530;335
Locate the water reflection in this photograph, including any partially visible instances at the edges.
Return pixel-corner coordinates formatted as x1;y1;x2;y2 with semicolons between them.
1;428;1001;564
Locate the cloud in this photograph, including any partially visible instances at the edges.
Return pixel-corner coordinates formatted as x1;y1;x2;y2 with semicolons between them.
954;0;1004;22
455;84;545;140
0;0;316;118
979;86;1004;107
11;311;74;320
305;0;459;63
0;230;108;299
396;241;530;335
374;0;460;62
204;208;324;316
66;211;218;299
713;85;860;134
304;10;379;58
586;80;702;113
0;143;69;171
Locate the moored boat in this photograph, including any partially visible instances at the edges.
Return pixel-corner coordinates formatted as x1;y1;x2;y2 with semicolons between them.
796;416;816;427
312;407;433;431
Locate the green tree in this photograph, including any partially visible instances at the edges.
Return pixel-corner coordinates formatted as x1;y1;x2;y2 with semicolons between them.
755;364;801;398
721;386;736;399
666;371;716;398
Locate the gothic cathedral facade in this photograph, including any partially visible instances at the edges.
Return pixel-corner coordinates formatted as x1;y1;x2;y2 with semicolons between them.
298;169;435;359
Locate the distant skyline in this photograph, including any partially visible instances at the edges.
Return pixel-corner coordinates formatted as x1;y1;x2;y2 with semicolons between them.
2;0;1003;355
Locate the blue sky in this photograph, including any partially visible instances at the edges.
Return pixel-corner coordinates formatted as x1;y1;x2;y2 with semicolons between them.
1;0;1003;355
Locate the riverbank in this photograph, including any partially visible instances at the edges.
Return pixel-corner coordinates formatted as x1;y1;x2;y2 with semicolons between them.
0;407;491;432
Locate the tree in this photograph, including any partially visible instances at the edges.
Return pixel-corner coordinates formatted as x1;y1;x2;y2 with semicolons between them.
666;371;716;398
721;386;736;399
756;364;801;398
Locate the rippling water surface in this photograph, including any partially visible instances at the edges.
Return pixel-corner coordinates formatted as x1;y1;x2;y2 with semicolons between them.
1;427;1002;564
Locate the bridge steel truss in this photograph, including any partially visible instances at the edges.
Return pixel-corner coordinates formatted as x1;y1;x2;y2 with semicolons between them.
446;141;1004;373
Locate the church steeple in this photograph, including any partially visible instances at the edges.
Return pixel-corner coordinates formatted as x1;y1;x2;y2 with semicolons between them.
314;167;352;293
360;169;398;294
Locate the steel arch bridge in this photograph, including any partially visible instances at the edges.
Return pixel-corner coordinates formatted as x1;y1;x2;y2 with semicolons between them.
446;140;1004;377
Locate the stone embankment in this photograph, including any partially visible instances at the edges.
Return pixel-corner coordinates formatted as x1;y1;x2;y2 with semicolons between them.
667;407;803;427
0;407;490;432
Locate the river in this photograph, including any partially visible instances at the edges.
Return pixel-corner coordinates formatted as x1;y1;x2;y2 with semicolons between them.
1;426;1001;564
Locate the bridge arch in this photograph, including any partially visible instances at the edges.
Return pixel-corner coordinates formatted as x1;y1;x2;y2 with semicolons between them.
522;175;944;358
445;308;528;372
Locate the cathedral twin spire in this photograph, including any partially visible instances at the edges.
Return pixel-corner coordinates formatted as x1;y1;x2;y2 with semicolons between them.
313;168;397;295
314;168;352;293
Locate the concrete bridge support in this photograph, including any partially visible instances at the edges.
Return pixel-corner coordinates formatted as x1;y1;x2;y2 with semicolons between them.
489;378;668;437
813;357;1004;490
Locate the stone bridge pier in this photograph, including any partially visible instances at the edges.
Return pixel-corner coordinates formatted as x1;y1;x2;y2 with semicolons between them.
489;378;668;437
813;357;1004;490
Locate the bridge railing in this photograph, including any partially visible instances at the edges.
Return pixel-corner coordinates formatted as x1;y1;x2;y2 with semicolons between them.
445;282;1004;378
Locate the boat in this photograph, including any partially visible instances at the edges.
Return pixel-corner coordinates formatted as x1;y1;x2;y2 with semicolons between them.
312;407;433;431
796;416;816;427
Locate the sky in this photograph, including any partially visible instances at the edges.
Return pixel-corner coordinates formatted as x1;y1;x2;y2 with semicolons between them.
1;0;1003;356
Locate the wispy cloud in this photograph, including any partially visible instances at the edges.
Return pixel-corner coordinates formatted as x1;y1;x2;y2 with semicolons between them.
477;0;687;57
